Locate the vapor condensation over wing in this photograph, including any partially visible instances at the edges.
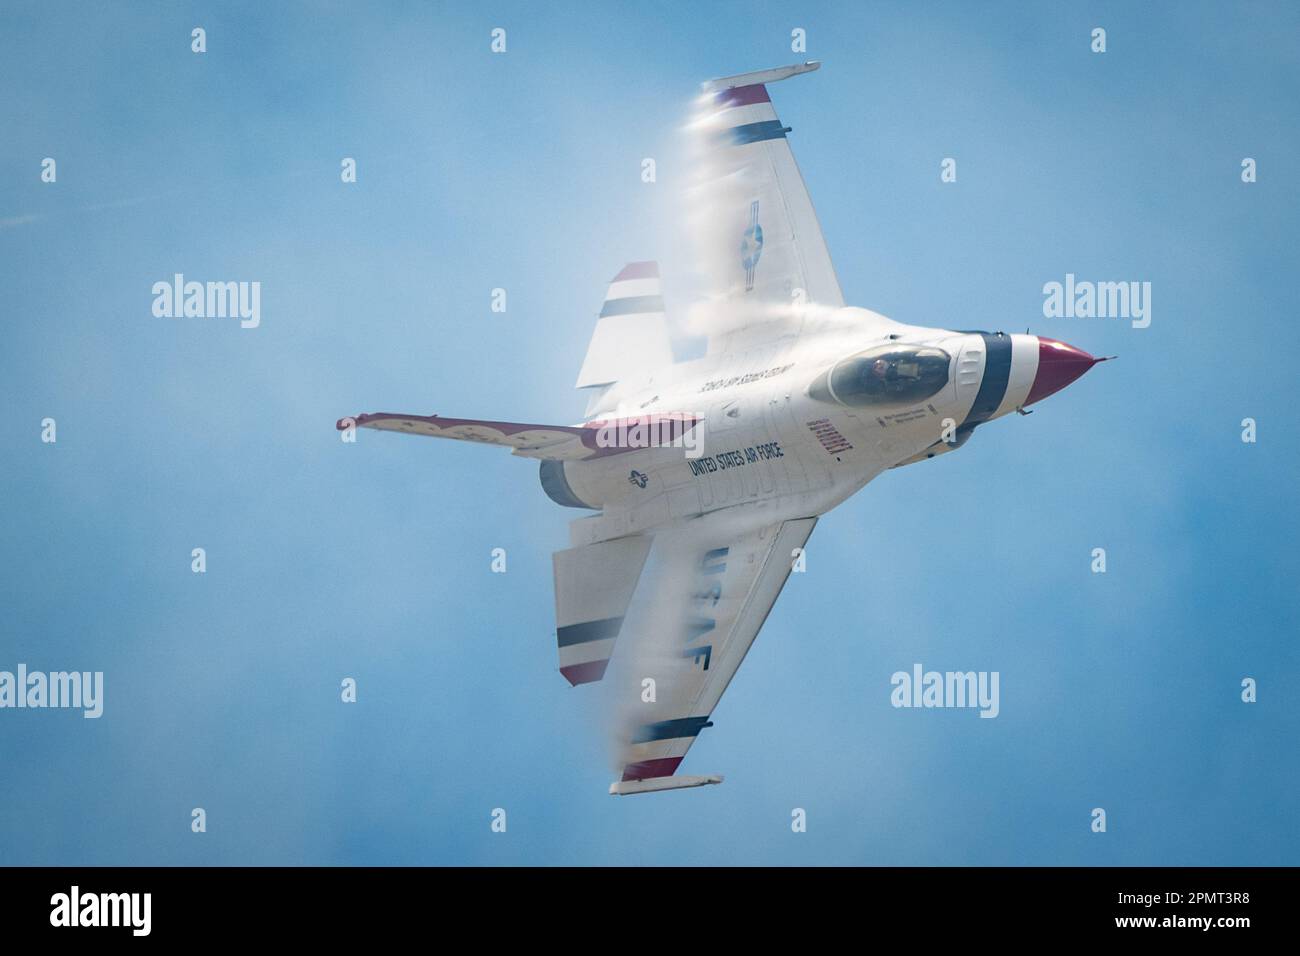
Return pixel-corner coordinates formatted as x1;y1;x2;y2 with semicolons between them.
599;507;781;781
600;525;703;776
681;91;777;340
680;85;842;351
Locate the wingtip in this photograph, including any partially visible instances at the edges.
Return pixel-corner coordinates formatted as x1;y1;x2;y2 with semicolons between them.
701;60;823;93
608;774;724;796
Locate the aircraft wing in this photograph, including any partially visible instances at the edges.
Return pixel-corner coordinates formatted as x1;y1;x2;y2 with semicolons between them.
686;61;843;351
337;411;699;461
604;510;817;794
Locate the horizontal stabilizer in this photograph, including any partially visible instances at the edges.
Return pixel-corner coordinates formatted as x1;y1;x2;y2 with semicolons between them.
553;535;654;685
609;774;723;796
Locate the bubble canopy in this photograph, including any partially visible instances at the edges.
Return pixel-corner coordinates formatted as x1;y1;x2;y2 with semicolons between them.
808;345;952;407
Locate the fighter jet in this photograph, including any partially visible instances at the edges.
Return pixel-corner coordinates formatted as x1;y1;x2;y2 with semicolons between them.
338;62;1105;795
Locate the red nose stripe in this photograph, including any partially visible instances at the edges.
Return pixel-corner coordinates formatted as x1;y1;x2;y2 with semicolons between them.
1025;337;1097;406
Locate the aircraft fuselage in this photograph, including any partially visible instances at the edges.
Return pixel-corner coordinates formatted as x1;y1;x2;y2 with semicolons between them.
544;307;1099;546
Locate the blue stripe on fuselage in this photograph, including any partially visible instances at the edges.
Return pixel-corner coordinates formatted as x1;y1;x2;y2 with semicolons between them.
964;332;1013;426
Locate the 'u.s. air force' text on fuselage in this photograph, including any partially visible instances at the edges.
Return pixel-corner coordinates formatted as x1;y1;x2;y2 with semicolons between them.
686;441;785;478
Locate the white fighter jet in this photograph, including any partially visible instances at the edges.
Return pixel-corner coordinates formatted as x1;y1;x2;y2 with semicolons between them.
338;62;1105;795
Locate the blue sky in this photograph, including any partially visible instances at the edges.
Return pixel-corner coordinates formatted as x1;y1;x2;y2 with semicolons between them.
1;0;1297;865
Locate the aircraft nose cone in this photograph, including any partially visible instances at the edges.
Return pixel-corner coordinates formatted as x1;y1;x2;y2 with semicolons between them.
1025;337;1098;405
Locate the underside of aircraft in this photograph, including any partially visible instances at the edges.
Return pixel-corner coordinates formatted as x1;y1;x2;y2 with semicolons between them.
339;61;1104;794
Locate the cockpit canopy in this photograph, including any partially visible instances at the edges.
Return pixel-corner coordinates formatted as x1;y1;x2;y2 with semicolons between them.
809;345;952;407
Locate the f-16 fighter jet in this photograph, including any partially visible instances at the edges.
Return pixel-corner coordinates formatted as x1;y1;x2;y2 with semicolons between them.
338;62;1105;795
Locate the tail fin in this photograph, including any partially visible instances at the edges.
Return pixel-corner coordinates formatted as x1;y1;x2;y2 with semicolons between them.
575;261;673;393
